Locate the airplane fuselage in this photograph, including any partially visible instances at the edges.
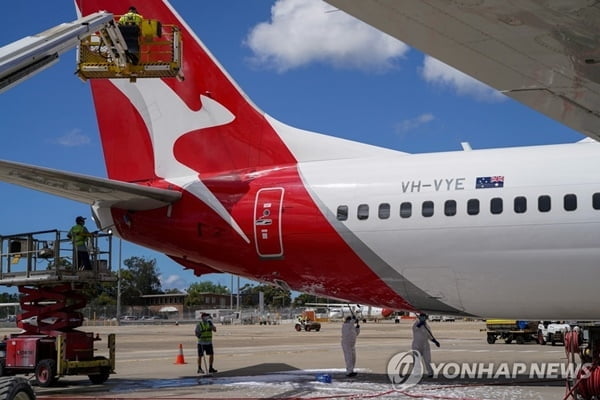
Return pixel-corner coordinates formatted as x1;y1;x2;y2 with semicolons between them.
105;140;600;320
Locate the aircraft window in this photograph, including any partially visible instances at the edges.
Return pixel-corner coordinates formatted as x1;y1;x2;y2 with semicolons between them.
514;196;527;213
444;200;456;216
564;194;577;211
467;199;479;215
538;195;551;212
400;202;412;218
337;205;348;221
422;201;434;217
357;204;369;220
378;203;390;219
594;193;600;210
490;197;503;214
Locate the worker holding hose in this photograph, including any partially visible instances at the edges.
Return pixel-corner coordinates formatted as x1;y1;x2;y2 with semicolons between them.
412;313;440;378
341;315;360;377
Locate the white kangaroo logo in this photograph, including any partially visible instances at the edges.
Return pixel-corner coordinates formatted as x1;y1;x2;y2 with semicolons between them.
112;79;250;243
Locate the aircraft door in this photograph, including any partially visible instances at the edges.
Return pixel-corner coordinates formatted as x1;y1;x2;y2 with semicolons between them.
254;187;284;258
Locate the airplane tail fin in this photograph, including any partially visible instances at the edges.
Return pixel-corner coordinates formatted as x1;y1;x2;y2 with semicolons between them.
75;0;297;183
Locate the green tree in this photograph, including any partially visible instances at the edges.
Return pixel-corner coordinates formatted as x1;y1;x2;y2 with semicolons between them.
0;292;18;303
120;256;162;305
185;281;229;306
83;279;118;307
239;283;291;308
292;293;333;308
0;292;19;319
93;291;117;306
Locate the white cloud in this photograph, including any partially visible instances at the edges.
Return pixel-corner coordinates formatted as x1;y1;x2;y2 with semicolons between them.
161;274;188;291
54;129;91;147
421;56;506;102
245;0;409;72
395;113;435;133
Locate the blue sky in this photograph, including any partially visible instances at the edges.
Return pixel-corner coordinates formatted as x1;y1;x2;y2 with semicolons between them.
0;1;582;294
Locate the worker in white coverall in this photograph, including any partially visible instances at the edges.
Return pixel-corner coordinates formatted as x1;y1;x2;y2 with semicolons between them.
412;313;440;377
341;315;360;377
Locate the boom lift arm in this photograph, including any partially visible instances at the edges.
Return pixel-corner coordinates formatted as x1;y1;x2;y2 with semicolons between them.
0;10;182;92
0;12;119;94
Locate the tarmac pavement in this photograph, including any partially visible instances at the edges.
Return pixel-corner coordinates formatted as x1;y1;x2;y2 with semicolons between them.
0;320;572;399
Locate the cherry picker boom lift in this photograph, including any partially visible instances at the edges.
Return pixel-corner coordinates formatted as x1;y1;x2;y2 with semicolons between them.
77;15;183;81
0;10;183;93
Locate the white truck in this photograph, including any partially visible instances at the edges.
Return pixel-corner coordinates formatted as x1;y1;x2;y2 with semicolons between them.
538;321;570;345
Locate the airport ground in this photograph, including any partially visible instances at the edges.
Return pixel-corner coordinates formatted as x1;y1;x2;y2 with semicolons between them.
0;320;573;399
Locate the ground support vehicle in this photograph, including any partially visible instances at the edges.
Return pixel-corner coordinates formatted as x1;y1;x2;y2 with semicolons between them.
295;310;322;332
294;319;321;332
0;229;116;386
486;320;539;344
538;321;570;346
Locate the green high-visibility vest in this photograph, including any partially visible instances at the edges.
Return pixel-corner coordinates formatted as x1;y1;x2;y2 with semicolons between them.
119;12;143;26
68;224;88;247
196;321;213;343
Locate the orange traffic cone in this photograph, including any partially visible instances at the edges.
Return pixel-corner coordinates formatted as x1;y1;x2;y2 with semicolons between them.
174;343;187;364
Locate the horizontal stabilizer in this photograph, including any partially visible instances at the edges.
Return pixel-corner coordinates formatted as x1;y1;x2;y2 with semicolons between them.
0;159;181;210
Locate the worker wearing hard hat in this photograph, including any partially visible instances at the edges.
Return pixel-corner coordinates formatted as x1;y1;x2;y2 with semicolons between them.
412;313;440;378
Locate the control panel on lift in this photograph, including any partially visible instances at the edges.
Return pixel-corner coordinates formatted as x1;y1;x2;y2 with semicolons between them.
0;229;115;286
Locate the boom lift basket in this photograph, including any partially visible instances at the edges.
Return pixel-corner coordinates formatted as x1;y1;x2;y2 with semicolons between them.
76;16;183;82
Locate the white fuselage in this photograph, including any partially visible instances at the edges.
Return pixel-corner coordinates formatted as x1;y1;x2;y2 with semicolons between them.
300;141;600;319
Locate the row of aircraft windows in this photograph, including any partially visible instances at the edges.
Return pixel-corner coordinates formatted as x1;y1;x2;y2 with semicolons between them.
336;193;600;221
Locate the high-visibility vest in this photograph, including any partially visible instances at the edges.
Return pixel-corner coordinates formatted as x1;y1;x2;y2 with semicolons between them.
68;224;88;247
196;321;213;343
119;12;143;26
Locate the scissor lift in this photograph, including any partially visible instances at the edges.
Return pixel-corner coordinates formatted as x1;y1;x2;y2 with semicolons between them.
0;230;116;386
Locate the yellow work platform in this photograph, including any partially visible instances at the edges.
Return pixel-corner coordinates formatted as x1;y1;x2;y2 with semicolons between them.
77;18;183;81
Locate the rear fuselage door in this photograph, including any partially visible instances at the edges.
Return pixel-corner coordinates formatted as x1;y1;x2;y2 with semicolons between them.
253;187;284;258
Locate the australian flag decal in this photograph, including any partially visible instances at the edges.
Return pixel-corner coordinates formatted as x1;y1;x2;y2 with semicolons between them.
476;176;504;189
